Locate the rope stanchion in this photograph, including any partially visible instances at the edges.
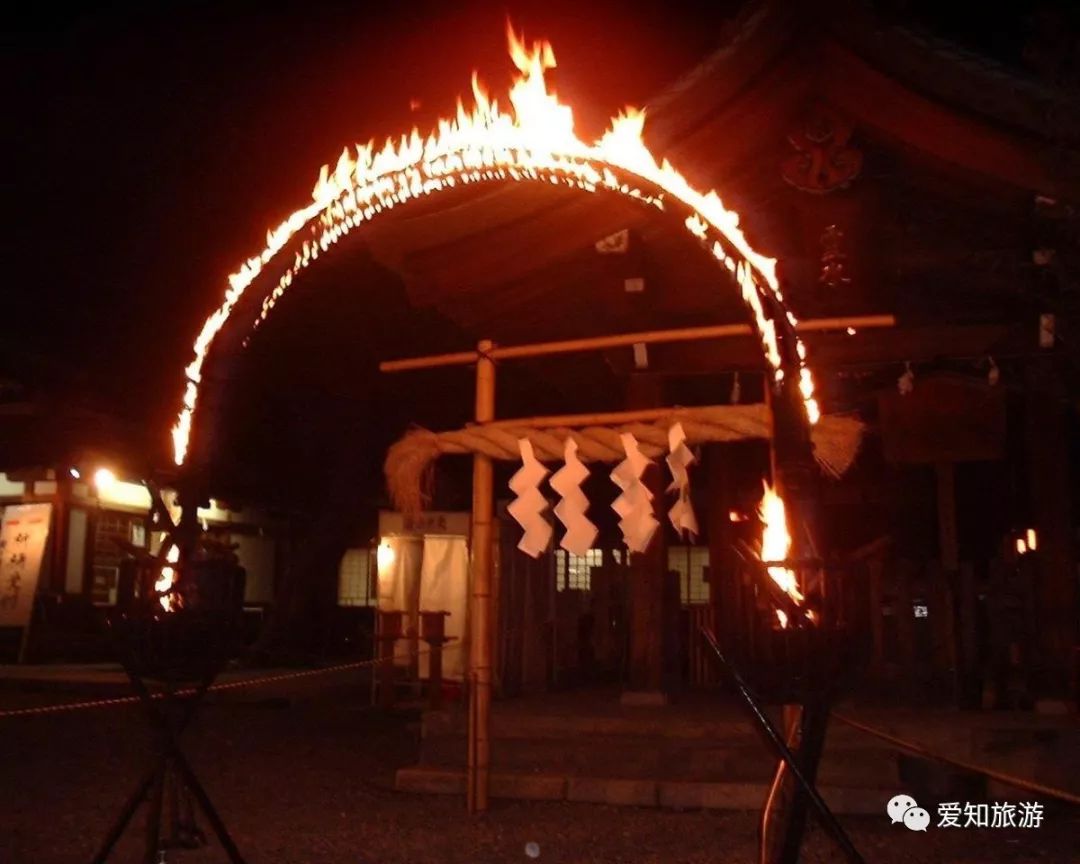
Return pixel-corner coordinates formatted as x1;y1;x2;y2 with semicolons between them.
0;643;460;720
832;711;1080;806
0;693;145;719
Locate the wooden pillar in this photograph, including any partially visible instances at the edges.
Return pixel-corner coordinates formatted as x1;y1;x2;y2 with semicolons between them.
420;611;449;710
467;340;496;813
957;562;979;705
622;374;667;702
895;560;916;689
706;446;732;650
1024;359;1077;701
925;560;958;700
867;559;885;673
935;462;959;573
520;553;550;691
50;478;70;594
934;461;965;702
376;610;402;710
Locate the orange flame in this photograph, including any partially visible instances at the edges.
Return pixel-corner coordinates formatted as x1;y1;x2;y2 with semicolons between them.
171;25;819;466
155;544;181;612
758;481;803;627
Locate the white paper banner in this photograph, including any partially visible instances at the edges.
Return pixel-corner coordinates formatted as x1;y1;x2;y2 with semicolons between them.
550;438;598;556
666;422;699;538
507;438;553;558
610;433;659;553
0;503;52;628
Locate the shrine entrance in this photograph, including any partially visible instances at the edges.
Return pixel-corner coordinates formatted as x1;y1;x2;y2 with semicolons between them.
377;321;877;706
164;25;873;864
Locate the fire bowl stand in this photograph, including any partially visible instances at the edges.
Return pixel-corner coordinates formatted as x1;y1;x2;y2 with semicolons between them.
701;626;863;864
89;654;246;864
701;549;866;864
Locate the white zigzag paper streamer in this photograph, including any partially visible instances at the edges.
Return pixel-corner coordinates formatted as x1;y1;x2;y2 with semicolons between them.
507;438;552;558
665;422;699;538
610;432;659;553
550;438;597;556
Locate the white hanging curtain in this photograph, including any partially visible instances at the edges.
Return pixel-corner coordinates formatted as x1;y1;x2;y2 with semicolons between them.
418;535;469;681
377;536;423;667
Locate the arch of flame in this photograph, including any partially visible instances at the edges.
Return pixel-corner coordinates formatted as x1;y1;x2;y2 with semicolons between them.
171;24;820;469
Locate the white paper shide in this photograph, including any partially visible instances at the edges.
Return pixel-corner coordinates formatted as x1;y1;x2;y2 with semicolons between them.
610;432;659;553
550;438;598;556
507;438;552;558
665;422;699;539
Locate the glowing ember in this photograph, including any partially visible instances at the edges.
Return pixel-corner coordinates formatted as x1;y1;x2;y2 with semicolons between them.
155;544;181;612
758;481;803;626
171;24;819;466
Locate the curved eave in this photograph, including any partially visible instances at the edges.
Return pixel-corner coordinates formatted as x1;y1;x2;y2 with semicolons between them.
819;39;1077;199
830;2;1080;146
645;0;1080;200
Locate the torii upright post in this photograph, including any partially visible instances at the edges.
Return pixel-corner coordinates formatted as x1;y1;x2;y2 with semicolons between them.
467;339;496;813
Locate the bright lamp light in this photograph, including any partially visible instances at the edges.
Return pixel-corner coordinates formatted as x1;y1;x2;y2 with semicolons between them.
93;467;117;491
376;540;395;572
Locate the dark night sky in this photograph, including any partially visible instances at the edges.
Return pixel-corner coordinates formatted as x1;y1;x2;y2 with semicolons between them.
4;0;741;464
3;0;1067;470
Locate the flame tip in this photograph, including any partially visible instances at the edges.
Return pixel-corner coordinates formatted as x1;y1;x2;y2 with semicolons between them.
172;27;815;471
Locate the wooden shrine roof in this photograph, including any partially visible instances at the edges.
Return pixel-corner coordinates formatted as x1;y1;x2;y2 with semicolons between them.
198;1;1077;497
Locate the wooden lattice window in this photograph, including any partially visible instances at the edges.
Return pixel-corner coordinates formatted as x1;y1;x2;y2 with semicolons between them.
555;548;603;591
338;548;376;607
668;545;710;605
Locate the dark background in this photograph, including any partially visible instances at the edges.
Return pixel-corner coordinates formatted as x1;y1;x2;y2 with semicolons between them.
4;1;1075;470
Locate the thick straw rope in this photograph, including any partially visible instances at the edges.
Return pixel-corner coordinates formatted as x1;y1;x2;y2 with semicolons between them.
385;405;863;515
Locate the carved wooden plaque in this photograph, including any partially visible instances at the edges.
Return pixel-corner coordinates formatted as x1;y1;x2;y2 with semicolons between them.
878;373;1006;463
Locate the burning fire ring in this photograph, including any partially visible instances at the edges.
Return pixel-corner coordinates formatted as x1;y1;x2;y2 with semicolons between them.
170;25;820;474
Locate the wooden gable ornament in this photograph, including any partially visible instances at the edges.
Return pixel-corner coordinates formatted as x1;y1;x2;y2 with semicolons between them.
781;104;863;194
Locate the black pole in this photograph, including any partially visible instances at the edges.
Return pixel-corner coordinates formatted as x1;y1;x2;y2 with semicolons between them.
90;768;157;864
700;626;865;864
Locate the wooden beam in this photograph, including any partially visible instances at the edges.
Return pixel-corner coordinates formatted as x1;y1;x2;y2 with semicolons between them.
481;403;764;430
379;315;896;372
608;323;1014;376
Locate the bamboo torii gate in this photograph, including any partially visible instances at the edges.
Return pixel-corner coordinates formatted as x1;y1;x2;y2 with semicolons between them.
378;313;893;814
159;26;891;864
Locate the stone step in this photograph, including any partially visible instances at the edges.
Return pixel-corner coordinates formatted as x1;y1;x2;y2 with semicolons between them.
422;707;771;741
418;734;899;786
395;766;889;814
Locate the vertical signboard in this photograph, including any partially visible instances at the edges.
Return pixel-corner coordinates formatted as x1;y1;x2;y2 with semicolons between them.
0;503;53;629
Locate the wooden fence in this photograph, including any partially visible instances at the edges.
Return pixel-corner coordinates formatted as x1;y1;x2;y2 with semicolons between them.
682;554;1040;707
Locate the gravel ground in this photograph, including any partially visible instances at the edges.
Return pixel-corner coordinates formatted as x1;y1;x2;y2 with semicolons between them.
1;688;1076;864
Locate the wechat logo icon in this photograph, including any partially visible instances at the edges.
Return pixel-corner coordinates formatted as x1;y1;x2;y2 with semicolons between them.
887;794;930;832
